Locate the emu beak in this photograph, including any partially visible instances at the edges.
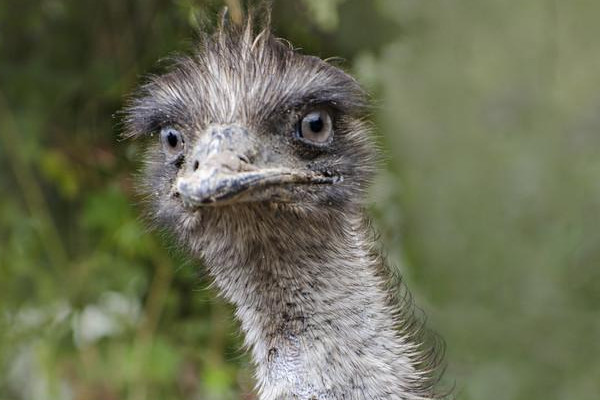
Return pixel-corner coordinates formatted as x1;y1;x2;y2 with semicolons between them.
175;125;341;207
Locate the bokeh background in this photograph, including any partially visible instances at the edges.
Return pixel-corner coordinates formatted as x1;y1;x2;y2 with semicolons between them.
1;0;599;399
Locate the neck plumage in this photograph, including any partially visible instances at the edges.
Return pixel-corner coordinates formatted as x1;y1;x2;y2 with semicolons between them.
193;205;438;400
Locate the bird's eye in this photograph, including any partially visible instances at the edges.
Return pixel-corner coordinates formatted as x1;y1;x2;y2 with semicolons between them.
298;110;333;145
160;127;184;156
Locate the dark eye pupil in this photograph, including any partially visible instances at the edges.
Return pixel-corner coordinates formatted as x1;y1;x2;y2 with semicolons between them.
167;131;178;147
308;117;324;133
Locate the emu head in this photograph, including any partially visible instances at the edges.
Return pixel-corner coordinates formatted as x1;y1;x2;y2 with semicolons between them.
123;19;376;250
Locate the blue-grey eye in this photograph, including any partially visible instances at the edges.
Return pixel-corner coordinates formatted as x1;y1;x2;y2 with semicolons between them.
160;127;184;156
299;110;333;144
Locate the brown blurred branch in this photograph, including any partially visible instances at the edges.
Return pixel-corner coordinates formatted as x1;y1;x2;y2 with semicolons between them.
130;247;174;400
136;247;174;340
0;91;68;270
225;0;243;25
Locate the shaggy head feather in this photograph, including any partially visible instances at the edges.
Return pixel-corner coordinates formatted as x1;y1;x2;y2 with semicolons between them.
123;10;447;400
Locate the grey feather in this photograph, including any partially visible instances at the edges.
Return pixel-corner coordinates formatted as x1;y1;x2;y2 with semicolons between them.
122;10;448;400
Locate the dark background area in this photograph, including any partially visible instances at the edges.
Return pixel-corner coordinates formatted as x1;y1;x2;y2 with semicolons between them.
1;1;599;399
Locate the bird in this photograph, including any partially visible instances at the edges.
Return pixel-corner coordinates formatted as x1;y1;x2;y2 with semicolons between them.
123;9;446;400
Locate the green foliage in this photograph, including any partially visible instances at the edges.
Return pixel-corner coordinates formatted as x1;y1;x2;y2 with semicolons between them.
1;1;599;399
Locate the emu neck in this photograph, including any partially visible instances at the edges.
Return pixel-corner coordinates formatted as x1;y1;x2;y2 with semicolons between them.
198;206;425;400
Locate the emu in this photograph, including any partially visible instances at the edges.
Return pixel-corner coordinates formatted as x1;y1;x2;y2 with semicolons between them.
123;11;445;400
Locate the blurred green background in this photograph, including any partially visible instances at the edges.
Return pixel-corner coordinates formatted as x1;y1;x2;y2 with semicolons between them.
1;0;599;399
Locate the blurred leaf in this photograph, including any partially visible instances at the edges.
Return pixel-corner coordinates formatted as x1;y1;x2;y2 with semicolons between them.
39;149;79;199
301;0;346;31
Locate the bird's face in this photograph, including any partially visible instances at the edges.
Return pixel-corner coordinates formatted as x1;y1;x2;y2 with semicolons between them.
123;25;376;243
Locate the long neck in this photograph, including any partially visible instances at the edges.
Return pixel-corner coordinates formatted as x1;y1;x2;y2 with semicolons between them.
196;206;435;400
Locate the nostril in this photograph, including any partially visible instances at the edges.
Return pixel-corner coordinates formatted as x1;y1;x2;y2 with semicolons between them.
193;160;199;171
237;154;250;164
